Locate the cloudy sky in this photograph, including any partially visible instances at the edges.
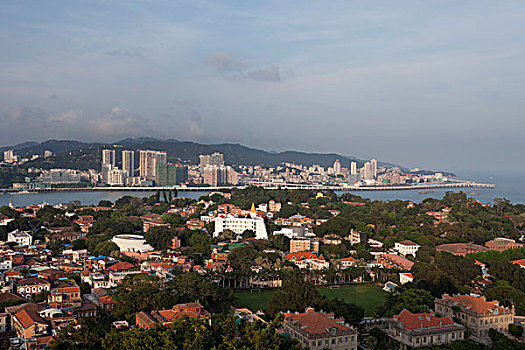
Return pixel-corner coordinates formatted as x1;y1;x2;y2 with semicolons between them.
1;1;524;172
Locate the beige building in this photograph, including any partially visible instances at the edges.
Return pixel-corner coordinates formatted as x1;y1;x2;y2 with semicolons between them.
435;294;514;345
387;309;465;349
290;238;319;253
283;308;357;350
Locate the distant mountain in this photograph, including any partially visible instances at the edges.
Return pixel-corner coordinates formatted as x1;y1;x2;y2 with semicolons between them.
3;138;437;173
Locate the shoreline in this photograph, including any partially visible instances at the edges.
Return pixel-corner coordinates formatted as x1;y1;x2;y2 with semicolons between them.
0;181;495;195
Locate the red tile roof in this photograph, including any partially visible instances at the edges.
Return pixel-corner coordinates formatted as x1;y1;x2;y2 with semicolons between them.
285;252;324;261
512;259;525;267
394;310;454;330
441;294;507;314
285;308;351;335
107;261;135;272
14;309;47;328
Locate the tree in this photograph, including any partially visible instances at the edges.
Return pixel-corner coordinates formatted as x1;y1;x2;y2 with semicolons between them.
242;229;256;239
319;297;365;323
267;275;323;317
93;241;119;256
376;288;434;317
509;324;524;338
144;226;173;250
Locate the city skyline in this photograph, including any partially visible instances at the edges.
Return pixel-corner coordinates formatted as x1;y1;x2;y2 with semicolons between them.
1;1;524;173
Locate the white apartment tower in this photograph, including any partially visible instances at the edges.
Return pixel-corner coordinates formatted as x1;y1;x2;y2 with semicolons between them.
102;149;116;167
333;159;341;175
139;150;167;180
350;161;357;175
122;150;135;177
371;159;378;178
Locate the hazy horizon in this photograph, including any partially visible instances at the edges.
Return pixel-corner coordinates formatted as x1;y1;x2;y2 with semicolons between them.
1;1;524;173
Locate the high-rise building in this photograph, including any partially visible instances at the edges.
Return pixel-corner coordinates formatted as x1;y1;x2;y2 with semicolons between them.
155;164;188;186
139;150;167;180
199;152;224;170
350;161;357;175
108;169;125;186
362;161;374;181
102;150;116;167
3;150;14;162
122;150;135;177
371;159;378;178
202;165;236;186
333;159;341;175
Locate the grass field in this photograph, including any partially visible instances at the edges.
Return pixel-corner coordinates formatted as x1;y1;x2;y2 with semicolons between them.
234;284;386;317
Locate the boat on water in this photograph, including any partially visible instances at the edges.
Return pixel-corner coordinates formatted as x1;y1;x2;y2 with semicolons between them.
470;192;480;195
418;190;435;194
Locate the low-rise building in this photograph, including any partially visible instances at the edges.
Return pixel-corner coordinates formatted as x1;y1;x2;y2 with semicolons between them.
285;252;329;270
16;278;51;299
386;309;465;349
484;237;523;251
394;240;420;257
213;216;268;240
7;230;33;246
399;272;414;285
290;238;319;253
434;294;515;345
435;243;489;256
283;307;358;350
378;254;414;271
12;308;48;339
136;302;211;329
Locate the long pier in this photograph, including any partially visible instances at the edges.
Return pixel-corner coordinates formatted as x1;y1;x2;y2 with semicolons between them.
1;181;494;194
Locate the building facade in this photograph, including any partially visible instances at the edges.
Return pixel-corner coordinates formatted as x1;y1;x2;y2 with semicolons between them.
283;308;358;350
434;294;514;345
387;309;465;349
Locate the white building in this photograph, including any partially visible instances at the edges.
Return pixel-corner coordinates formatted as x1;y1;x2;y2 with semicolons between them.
272;227;312;239
112;234;154;252
7;230;33;246
213;216;268;240
399;272;414;285
394;240;420;257
122;150;135;177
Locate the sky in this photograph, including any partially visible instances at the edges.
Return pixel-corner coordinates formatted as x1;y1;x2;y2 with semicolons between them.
1;1;524;173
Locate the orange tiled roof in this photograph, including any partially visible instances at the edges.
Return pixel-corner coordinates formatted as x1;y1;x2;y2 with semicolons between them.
286;252;324;261
285;308;350;335
14;309;46;329
442;294;505;314
394;309;454;330
512;259;525;267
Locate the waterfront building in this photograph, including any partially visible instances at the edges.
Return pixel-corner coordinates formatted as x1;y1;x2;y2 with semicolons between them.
101;149;116;167
350;161;357;175
155;164;188;186
107;168;125;186
371;159;378;178
203;165;238;186
333;159;341;175
435;294;514;345
122;150;135;177
283;307;358;350
139;150;167;180
213;216;268;240
199;152;224;170
386;309;465;349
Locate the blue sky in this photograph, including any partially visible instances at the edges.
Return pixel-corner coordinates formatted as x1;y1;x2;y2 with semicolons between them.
1;1;524;172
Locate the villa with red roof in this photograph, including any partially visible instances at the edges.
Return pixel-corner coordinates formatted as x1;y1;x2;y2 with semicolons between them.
135;302;210;329
512;259;525;268
435;294;514;345
283;307;358;349
285;252;329;270
377;254;414;271
387;309;465;349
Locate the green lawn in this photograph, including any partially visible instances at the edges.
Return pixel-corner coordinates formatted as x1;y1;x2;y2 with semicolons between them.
234;284;386;317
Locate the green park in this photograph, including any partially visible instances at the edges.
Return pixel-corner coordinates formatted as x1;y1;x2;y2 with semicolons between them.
234;284;386;317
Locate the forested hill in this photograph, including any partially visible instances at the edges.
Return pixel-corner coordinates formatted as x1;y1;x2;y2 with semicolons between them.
3;138;373;170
